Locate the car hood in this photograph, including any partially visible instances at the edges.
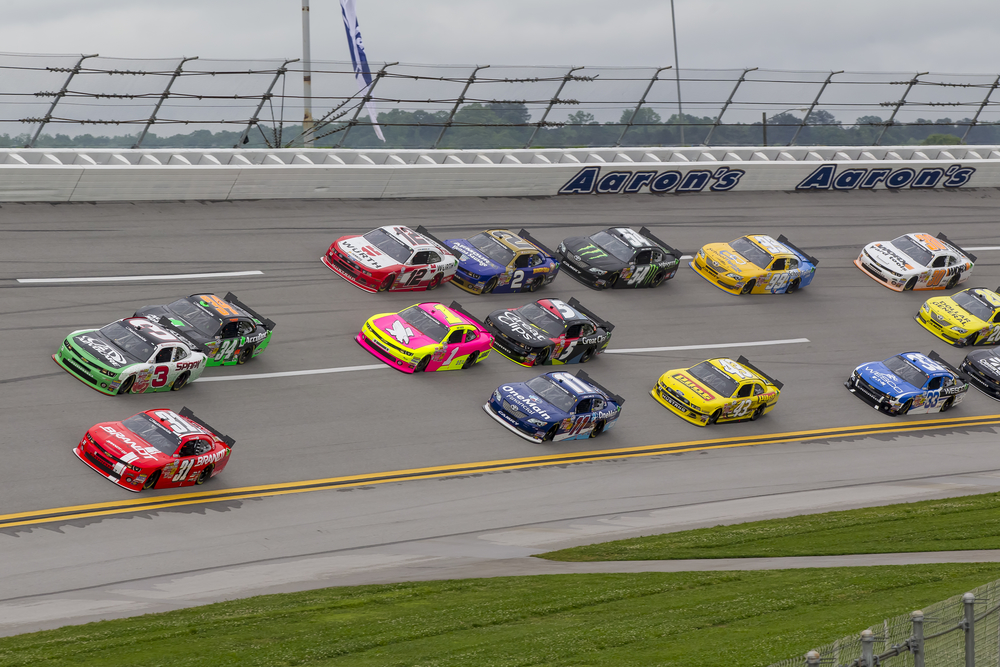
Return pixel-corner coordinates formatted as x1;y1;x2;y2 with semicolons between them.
863;242;920;274
445;239;505;276
925;297;984;329
497;382;567;422
561;236;628;271
367;313;440;351
702;243;761;277
658;369;726;408
92;423;171;466
337;236;400;271
487;309;553;346
856;362;919;396
70;331;133;370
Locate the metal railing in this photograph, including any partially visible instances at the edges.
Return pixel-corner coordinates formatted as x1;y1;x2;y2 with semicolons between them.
770;579;1000;667
3;52;1000;149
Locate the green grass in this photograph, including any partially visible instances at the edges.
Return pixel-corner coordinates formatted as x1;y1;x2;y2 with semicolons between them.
2;564;998;666
540;492;1000;562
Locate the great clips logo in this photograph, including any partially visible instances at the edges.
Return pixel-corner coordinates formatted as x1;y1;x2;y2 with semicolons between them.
559;166;744;195
796;164;975;191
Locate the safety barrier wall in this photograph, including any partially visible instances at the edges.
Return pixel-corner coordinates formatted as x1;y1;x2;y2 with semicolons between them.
1;146;999;202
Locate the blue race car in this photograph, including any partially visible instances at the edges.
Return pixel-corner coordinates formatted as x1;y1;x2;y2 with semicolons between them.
845;350;970;416
483;370;624;443
444;228;560;295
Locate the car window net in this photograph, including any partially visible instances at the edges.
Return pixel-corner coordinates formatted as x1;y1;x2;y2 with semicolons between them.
890;236;933;266
97;322;153;363
591;231;634;262
689;361;739;397
729;237;772;269
399;306;448;343
525;375;576;412
122;414;180;455
885;355;930;388
363;229;411;264
469;233;514;267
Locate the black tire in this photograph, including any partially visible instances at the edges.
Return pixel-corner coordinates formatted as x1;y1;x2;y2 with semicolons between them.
117;376;135;395
462;351;479;370
589;420;605;438
750;405;765;421
533;347;550;366
195;465;213;485
378;274;395;292
648;270;666;288
946;273;959;290
482;277;498;294
786;278;800;294
142;469;161;490
606;273;619;289
708;409;722;425
170;371;190;391
899;399;913;415
740;280;756;295
544;424;559;442
414;356;431;372
903;277;917;291
237;344;255;365
526;277;542;293
427;274;443;290
941;397;954;413
580;347;596;363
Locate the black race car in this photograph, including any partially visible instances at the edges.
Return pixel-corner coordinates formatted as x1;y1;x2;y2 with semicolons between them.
557;226;682;290
483;297;613;367
134;292;276;366
959;347;1000;400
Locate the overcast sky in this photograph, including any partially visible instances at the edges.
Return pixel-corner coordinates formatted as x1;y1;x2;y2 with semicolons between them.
4;0;1000;73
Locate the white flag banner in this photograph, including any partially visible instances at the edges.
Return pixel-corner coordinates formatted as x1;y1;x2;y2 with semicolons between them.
340;0;385;142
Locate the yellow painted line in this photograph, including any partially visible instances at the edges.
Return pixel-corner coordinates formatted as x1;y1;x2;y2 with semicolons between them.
5;413;1000;529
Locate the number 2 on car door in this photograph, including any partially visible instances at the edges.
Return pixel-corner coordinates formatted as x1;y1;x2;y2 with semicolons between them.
510;270;525;290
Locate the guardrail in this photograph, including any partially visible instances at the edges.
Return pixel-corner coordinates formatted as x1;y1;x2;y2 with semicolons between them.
0;145;996;202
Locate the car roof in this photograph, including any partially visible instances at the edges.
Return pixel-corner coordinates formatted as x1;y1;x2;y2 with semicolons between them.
898;352;950;376
532;298;585;322
544;371;605;399
707;358;769;385
414;302;474;328
484;229;539;254
743;234;794;257
609;227;653;249
122;317;185;347
905;233;967;258
379;225;447;253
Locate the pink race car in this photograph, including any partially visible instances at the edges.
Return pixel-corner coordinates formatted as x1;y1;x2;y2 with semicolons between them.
356;301;493;373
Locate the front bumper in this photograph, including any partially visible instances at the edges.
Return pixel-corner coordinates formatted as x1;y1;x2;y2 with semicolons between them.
321;252;381;293
558;256;607;289
853;256;908;292
482;403;546;443
52;348;120;395
845;373;903;415
650;382;711;426
689;257;744;295
960;359;1000;400
73;443;145;492
914;312;969;346
355;331;419;373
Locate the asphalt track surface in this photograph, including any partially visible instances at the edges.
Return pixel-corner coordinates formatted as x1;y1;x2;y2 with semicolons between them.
4;189;1000;635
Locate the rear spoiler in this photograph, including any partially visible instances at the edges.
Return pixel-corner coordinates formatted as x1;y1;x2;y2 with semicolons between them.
639;226;683;260
927;350;971;383
737;355;784;390
936;232;978;264
448;300;485;328
518;228;558;258
224;292;276;331
576;370;625;406
776;234;819;267
415;225;455;255
154;317;212;356
567;297;615;333
179;407;236;448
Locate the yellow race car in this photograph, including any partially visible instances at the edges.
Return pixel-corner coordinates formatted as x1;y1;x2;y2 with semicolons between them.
916;287;1000;347
690;234;818;295
651;356;782;426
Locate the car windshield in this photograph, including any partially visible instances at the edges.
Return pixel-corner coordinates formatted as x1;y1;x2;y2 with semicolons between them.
167;298;221;337
468;233;514;267
952;291;994;321
591;231;634;262
889;236;932;267
525;375;577;412
121;413;180;455
885;355;930;388
729;237;773;269
399;306;448;343
97;322;154;362
516;303;564;336
688;361;739;397
363;228;411;264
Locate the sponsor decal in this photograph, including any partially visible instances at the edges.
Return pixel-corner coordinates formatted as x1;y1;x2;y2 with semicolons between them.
75;335;128;368
176;361;201;371
796;164;975;191
672;373;715;401
934;301;973;326
560;166;745;195
196;450;227;467
497;311;549;342
501;385;553;420
100;426;160;459
864;367;905;393
386;320;414;344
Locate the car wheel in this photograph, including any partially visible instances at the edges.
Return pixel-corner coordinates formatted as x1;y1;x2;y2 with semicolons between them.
899;398;913;415
117;376;135;395
903;277;917;291
941;397;954;413
415;356;431;372
649;270;666;288
427;274;443;290
544;424;559;442
589;420;605;438
526;277;542;292
750;405;765;421
580;347;596;363
462;351;480;370
786;278;800;294
740;280;756;295
378;274;395;292
708;409;722;425
946;273;959;290
533;347;550;366
170;372;190;391
195;465;213;485
142;470;161;491
483;277;498;294
237;344;255;365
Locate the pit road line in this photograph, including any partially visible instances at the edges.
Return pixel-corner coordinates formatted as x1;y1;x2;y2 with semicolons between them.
16;270;264;284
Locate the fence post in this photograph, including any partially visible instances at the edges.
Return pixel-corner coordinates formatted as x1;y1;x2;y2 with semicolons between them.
523;65;581;149
133;56;198;148
234;58;299;148
330;61;396;148
873;71;927;147
965;592;976;667
910;610;925;667
26;53;98;148
701;67;756;146
431;64;488;150
960;74;1000;143
860;629;874;667
616;66;671;147
789;70;842;146
805;649;820;666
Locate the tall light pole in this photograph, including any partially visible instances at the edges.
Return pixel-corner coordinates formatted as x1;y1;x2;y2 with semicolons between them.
302;0;314;147
670;0;684;146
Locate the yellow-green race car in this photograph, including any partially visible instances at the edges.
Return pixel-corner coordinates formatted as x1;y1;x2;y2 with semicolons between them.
916;287;1000;347
651;356;782;426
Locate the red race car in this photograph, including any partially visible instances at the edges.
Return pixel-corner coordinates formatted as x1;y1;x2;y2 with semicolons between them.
322;224;458;293
74;407;235;492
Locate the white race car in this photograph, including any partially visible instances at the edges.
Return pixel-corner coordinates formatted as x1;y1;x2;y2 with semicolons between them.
854;232;976;292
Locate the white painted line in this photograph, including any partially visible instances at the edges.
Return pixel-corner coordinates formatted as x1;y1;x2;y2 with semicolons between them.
966;246;1000;251
604;338;810;355
196;364;389;382
680;254;692;260
17;270;264;284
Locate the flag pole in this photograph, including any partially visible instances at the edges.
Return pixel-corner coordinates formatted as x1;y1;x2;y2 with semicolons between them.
302;0;315;147
670;0;684;146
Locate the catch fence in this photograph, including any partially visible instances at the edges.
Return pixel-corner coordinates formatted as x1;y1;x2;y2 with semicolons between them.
3;52;1000;149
